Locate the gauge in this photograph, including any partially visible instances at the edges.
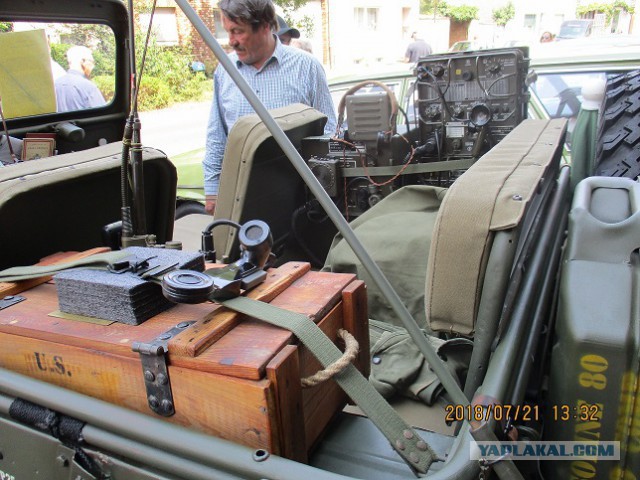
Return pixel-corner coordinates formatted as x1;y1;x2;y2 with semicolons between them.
311;162;336;191
470;103;492;127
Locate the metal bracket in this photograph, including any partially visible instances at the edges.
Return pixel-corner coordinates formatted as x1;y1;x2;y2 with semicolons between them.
0;295;25;310
132;321;194;416
56;444;99;480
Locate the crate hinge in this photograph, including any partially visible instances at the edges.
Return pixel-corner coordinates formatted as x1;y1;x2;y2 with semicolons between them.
132;321;194;417
0;295;25;310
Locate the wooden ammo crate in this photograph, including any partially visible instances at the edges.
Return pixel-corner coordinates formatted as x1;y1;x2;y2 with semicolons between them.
0;261;369;462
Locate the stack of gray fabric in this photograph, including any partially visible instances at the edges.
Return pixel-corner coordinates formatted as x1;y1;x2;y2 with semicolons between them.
55;246;204;325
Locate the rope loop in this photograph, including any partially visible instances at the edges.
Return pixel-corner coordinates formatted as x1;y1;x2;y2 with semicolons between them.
301;329;359;388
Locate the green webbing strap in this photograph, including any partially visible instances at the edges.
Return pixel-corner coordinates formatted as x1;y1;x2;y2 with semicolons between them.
221;295;436;475
0;251;130;283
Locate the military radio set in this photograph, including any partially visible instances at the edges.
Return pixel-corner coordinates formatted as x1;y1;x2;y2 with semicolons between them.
415;48;530;183
302;47;530;218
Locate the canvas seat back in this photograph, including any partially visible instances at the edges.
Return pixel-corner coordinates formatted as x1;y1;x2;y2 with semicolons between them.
0;143;176;270
212;103;327;262
426;118;567;336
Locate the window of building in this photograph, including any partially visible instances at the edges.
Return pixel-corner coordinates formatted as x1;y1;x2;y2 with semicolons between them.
354;7;379;32
524;14;537;29
402;7;411;38
140;7;179;45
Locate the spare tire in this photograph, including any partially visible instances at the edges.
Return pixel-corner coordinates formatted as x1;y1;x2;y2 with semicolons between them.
594;70;640;178
175;200;206;219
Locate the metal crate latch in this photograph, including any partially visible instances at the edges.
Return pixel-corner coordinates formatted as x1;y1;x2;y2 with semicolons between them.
132;321;194;416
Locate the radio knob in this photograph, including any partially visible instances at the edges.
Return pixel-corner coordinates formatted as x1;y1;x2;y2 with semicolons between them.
427;105;441;120
432;65;445;77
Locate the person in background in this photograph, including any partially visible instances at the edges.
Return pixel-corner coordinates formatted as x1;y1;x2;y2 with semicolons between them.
203;0;336;215
540;31;554;43
55;45;106;112
276;15;300;46
291;38;313;54
404;32;432;63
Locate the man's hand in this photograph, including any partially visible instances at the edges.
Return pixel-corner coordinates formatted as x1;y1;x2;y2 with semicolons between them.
205;195;217;215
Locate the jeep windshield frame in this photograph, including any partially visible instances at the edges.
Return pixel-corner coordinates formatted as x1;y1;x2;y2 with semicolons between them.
0;0;130;142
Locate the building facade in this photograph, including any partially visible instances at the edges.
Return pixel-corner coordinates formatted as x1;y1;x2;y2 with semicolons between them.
153;0;420;70
152;0;638;73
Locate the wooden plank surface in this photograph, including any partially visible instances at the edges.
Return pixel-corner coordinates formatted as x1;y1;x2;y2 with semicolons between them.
0;258;370;460
0;261;358;380
266;344;306;462
168;261;312;358
0;262;311;360
298;304;349;449
0;282;210;360
267;269;355;321
341;280;370;378
0;330;276;450
175;268;358;379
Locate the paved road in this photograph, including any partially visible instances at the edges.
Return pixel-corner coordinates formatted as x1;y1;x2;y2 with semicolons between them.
138;100;210;158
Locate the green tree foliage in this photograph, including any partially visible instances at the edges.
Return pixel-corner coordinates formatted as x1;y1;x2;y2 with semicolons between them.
136;36;210;110
442;5;479;22
437;2;479;22
492;2;515;27
128;0;210;110
0;22;12;33
273;0;310;12
92;75;116;104
577;1;635;22
420;0;439;16
273;0;314;38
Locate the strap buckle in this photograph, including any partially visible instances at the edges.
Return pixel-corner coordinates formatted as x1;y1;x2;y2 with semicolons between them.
107;254;158;274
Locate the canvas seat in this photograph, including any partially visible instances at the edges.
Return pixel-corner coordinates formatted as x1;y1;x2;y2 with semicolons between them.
325;118;568;398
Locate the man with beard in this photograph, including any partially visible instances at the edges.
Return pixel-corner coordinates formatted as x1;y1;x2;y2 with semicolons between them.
203;0;336;214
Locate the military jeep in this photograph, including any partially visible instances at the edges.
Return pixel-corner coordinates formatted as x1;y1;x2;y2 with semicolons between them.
0;1;639;480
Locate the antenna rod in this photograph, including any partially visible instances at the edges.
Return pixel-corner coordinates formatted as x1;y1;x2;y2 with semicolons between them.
120;0;152;243
127;0;138;113
119;0;139;241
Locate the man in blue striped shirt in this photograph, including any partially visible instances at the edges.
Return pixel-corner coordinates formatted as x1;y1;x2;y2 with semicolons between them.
203;0;337;214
